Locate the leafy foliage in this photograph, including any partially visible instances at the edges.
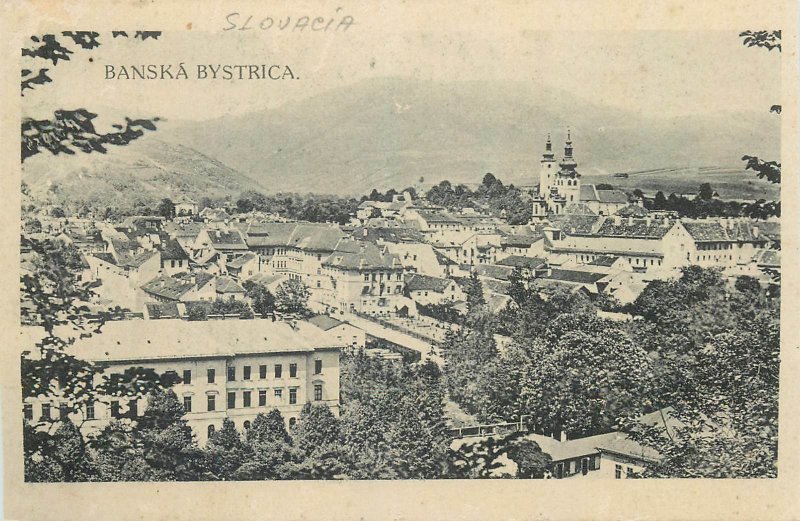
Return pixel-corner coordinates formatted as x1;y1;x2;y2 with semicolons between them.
274;279;310;314
425;174;532;224
243;281;276;317
21;31;162;162
737;30;781;217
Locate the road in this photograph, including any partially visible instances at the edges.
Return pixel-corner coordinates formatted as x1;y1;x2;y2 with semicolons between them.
341;313;443;365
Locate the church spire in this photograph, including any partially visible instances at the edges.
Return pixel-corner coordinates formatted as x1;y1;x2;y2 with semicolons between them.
542;133;555;161
564;128;573;158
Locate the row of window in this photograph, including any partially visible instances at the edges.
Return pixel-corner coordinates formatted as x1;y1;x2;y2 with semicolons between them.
182;360;323;385
25;384;326;421
201;384;323;412
25;400;130;422
362;272;402;282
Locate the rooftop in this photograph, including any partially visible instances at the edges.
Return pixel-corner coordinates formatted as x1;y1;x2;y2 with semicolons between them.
21;319;338;363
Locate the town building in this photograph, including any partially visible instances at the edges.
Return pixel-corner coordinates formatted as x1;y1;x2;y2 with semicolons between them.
22;319;342;446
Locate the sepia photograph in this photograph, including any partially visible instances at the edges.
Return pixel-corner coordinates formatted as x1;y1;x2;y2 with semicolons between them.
3;1;796;518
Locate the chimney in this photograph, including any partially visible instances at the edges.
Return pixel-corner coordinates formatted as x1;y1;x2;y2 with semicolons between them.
645;216;652;226
628;216;634;226
559;430;568;442
753;225;759;238
613;216;622;225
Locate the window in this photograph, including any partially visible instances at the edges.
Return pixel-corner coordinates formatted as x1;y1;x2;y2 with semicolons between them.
207;368;215;384
274;364;282;378
615;464;622;479
314;359;322;374
555;462;564;479
289;388;297;405
243;391;251;407
227;392;236;409
244;420;251;430
129;400;138;418
207;395;216;412
207;424;215;438
85;401;95;420
363;274;369;281
581;457;589;475
110;401;120;419
243;366;251;380
259;365;267;379
289;417;297;427
289;363;297;378
274;389;282;401
183;370;192;385
183;396;192;413
589;456;598;471
227;366;235;382
23;404;33;421
259;389;267;406
314;384;323;401
40;403;52;421
626;467;634;478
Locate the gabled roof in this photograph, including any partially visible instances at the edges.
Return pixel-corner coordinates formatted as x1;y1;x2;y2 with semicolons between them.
434;249;457;266
616;204;649;217
215;276;245;294
413;209;462;224
588;255;620;267
474;264;515;281
496;255;547;270
288;223;347;252
351;226;426;244
543;269;608;284
226;251;257;269
563;202;596;216
500;233;544;248
307;314;346;331
596;217;675;239
548;214;603;236
161;238;190;261
205;228;248;249
405;274;453;293
682;221;733;242
141;275;195;300
322;241;401;270
26;319;338;363
596;189;629;204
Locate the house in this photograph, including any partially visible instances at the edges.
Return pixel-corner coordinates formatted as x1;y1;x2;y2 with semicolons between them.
140;272;216;303
199;207;231;223
193;226;249;264
307;315;366;348
86;247;161;311
214;275;246;301
226;251;261;280
523;430;658;479
405;273;464;305
320;240;407;316
22;319;342;445
174;197;199;217
159;238;191;275
496;255;548;277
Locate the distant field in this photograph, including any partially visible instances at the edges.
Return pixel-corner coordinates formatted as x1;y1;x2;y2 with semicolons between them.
581;166;780;200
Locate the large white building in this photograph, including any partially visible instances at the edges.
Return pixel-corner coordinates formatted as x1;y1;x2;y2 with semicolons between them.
23;319;342;445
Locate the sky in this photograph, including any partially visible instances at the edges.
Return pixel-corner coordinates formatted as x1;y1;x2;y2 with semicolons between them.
21;29;781;127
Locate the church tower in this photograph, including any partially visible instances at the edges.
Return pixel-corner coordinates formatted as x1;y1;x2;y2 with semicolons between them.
538;134;557;198
556;129;581;204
